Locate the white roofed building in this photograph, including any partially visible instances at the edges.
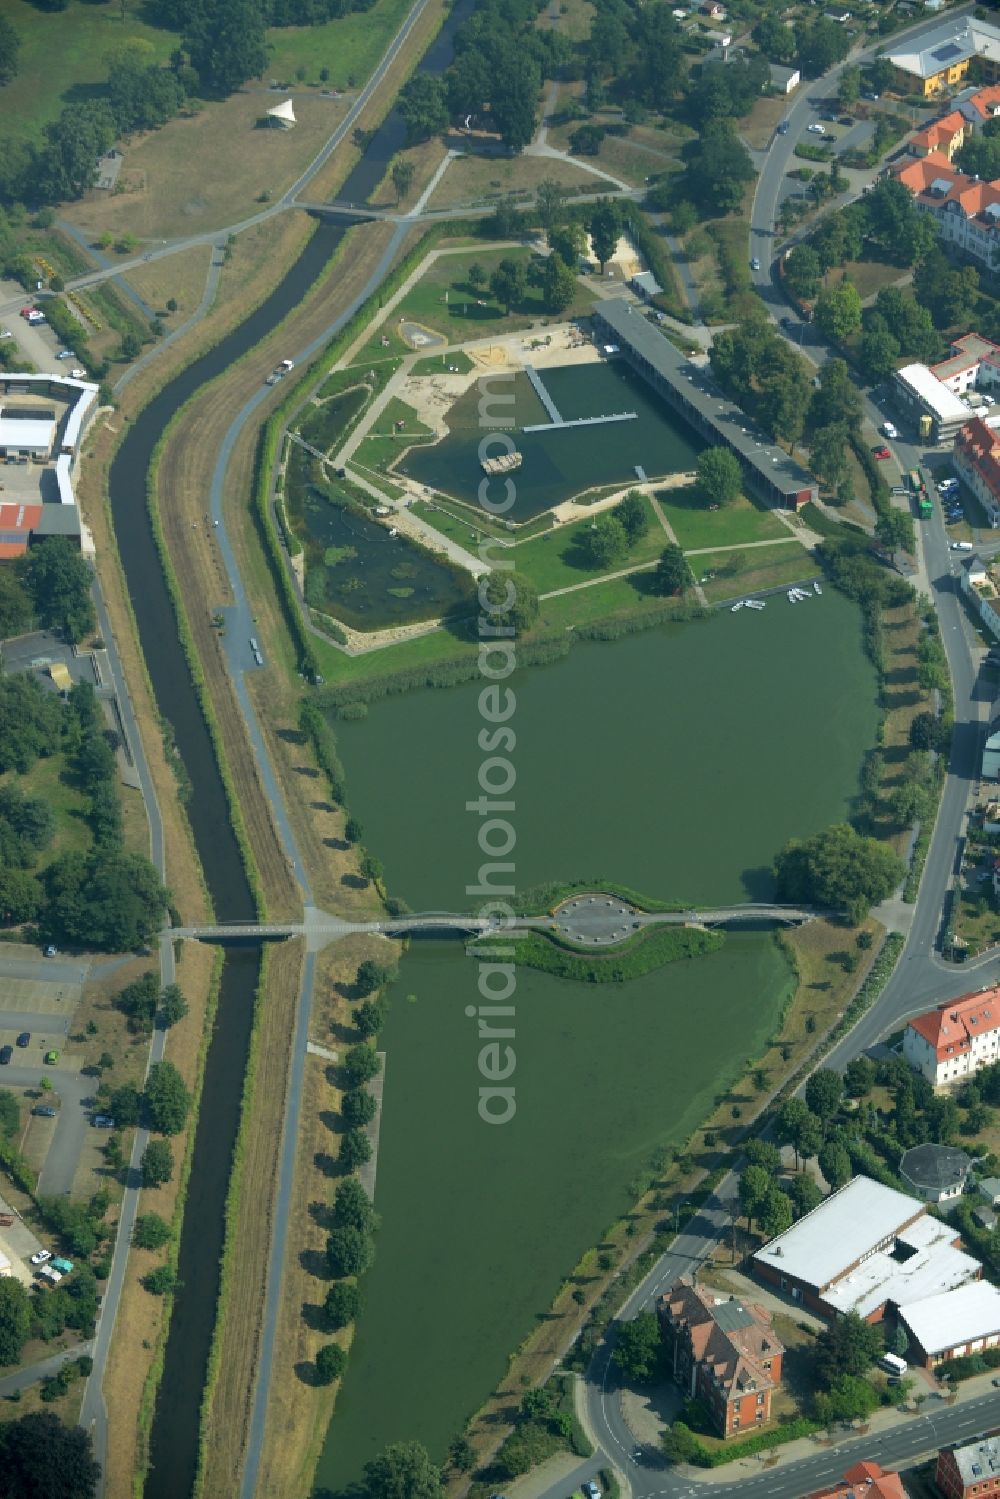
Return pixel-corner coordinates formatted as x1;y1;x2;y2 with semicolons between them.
899;1280;1000;1366
267;98;296;128
0;411;55;459
893;363;970;443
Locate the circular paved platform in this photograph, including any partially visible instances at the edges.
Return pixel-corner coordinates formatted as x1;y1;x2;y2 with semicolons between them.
552;893;641;945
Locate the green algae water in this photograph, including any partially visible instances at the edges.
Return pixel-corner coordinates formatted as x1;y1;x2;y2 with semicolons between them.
315;932;794;1493
316;592;878;1491
334;590;880;909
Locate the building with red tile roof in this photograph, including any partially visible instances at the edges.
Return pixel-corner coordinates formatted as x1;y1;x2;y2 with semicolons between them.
903;986;1000;1087
911;109;969;160
892;153;1000;272
658;1279;783;1438
807;1461;906;1499
963;84;1000;123
955;416;1000;528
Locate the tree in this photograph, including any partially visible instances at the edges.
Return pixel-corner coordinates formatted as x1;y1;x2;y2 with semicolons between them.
142;1264;178;1295
844;1057;875;1097
615;491;649;543
0;1278;31;1366
327;1225;375;1278
582;514;629;569
753;13;796;63
814;1310;883;1383
324;1280;362;1329
805;1068;843;1121
140;1138;174;1189
491;54;541;153
775;1097;810;1163
536;178;568;235
613;1311;663;1382
489;258;527;315
356;959;390;997
159;984;188;1028
108;1083;141;1129
682;120;756;215
448;1435;475;1472
654;543;691;596
315;1343;347;1384
44;850;168;953
0;15;20;84
339;1128;372;1170
909;712;950;753
143;1061;191;1135
355;999;385;1038
744;1138;781;1173
859;319;901;384
809;358;863;434
697;447;742;508
542;252;577;315
774;823;905;924
795;16;850;76
789;1173;823;1219
341;1089;377;1129
759;1186;794;1239
182;0;268;95
550;221;586;267
334;1176;378;1234
814;1373;879;1425
662;1420;699;1463
739;1164;771;1230
477;569;539;636
115;973;158;1034
391;159;415;205
589;200;621;272
838;65;861;109
344;1044;381;1087
398;74;449;143
876;508;915;558
19;538;94;643
362;1441;443;1499
133;1213;171;1250
0;1411;100;1499
892;1325;909;1358
814;281;862;344
37;102;116;202
784;244;822;302
570;123;605;156
817;1139;850;1192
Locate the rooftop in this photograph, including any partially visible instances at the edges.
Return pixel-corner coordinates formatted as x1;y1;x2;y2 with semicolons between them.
948;1436;1000;1488
752;1176;925;1293
808;1462;906;1499
908;986;1000;1057
899;1142;972;1191
822;1211;979;1320
887;17;980;79
901;1279;1000;1356
593;299;817;501
896;364;970;423
0;413;55;452
932;333;1000;382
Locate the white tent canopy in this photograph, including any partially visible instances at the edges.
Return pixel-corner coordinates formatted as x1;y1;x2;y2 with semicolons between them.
267;98;296;127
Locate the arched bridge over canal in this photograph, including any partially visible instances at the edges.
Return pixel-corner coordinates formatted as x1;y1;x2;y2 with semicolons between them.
166;897;824;952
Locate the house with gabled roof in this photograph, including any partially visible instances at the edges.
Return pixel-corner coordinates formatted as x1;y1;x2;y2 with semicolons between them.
658;1279;783;1438
903;986;1000;1087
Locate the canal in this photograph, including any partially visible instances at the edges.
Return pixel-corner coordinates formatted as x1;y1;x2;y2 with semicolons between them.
104;0;477;1492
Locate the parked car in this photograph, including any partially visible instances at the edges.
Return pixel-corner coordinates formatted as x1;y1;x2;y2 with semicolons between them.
0;1047;13;1066
777;120;789;134
43;1050;59;1065
30;1249;51;1266
36;1265;62;1284
750;257;761;271
91;1115;114;1129
31;1106;56;1118
15;1033;28;1049
872;445;891;460
952;541;974;551
56;350;72;360
882;421;898;439
43;945;58;957
582;1484;602;1499
807;123;826;134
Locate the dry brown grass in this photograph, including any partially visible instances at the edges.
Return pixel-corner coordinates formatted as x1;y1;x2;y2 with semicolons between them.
254;934;398;1499
122;244;214;325
426;151;606;210
743;93;792;150
198;937;305;1499
102;940;218;1499
64;95;351;244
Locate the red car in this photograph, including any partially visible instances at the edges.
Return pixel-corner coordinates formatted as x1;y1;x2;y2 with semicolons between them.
872;445;891;460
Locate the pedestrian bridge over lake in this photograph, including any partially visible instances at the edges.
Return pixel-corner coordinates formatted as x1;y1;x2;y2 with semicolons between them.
166;897;823;952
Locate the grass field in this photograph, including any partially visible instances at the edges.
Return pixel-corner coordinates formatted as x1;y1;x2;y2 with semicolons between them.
349;247;596;365
657;489;789;550
0;752;91;863
515;496;664;593
426;150;608;210
411;350;474;375
266;0;415;85
824;259;907;301
697;541;819;603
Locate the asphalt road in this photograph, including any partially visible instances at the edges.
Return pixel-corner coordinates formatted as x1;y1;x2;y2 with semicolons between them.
0;954;88;987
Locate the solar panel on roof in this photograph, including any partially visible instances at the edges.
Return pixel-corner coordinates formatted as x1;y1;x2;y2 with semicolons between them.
932;41;963;60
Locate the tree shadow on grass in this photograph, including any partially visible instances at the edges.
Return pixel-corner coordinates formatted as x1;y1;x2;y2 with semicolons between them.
299;1247;332;1279
314;1150;339;1178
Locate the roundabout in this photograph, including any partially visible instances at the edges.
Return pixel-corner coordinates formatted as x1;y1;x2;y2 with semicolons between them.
551;893;643;945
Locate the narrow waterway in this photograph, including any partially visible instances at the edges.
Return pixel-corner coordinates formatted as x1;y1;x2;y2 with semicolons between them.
101;1;479;1492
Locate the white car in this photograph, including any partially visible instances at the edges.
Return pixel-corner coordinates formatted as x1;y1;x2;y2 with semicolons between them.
582;1484;602;1499
30;1249;51;1266
70;368;84;379
882;421;898;440
807;123;826;134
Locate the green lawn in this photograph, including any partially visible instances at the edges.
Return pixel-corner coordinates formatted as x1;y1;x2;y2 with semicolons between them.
411;498;514;547
266;0;415;87
1;0;174;145
535;573;665;629
656;488;789;550
697;541;819;603
411;351;474;376
350;248;595;365
516;498;665;594
0;753;92;862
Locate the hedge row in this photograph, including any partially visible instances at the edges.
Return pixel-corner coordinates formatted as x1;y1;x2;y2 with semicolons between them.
470;924;723;982
683;1416;821;1467
299;698;348;806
